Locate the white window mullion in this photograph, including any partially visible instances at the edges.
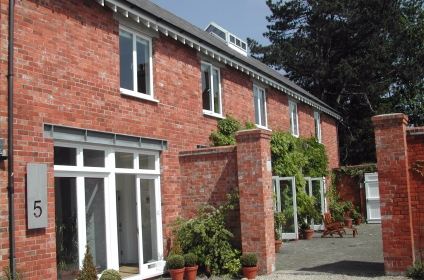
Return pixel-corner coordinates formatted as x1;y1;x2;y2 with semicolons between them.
77;176;87;268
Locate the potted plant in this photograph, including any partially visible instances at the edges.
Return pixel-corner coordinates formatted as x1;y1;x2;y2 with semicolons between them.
166;254;185;280
240;253;258;279
99;269;122;280
274;211;286;252
351;207;362;225
297;193;321;240
76;244;98;280
183;253;198;280
342;201;354;227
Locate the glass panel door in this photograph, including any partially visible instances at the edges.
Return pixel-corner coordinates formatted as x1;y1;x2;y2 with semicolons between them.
305;177;325;230
273;176;298;239
138;177;163;274
85;178;107;272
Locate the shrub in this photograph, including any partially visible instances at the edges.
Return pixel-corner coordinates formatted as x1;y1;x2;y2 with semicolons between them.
76;244;98;280
183;253;198;267
166;255;185;270
407;259;424;279
239;253;258;267
171;192;241;276
99;269;122;280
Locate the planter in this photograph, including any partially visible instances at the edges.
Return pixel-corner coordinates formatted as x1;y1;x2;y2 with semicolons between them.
355;218;362;225
344;218;353;227
60;269;78;280
275;239;283;253
169;267;185;280
184;265;198;280
241;266;258;279
302;229;314;240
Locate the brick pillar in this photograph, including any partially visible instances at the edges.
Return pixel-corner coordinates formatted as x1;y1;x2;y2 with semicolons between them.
372;113;414;275
235;129;274;275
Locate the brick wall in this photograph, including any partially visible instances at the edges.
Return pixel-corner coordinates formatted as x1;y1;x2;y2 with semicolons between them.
372;113;424;275
0;0;340;277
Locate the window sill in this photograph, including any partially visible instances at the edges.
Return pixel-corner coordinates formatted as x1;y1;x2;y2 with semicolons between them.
256;125;272;132
120;89;159;103
203;110;224;119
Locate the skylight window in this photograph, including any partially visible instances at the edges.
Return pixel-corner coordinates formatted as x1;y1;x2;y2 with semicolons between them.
205;22;247;56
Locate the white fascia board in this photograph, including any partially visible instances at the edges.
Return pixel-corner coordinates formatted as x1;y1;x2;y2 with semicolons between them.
98;0;341;120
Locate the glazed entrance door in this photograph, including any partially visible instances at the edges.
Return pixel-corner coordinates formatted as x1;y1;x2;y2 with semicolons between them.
273;176;298;239
304;177;325;230
116;174;163;277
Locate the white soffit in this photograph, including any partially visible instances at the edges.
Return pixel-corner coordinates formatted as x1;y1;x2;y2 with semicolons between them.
95;0;341;120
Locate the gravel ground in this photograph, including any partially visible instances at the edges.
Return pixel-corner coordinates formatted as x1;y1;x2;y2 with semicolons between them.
165;224;411;280
260;223;410;280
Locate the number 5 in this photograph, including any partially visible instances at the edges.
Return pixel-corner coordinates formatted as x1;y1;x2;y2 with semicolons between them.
34;200;42;218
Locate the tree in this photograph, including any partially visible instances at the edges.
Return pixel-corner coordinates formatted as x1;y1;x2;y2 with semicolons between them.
248;0;424;164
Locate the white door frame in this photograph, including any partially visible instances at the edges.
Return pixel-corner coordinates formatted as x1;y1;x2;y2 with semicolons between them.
304;177;326;230
273;176;298;239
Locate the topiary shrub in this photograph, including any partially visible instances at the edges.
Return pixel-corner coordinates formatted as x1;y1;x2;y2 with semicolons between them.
76;244;98;280
99;269;122;280
183;253;198;267
166;255;185;270
239;253;258;268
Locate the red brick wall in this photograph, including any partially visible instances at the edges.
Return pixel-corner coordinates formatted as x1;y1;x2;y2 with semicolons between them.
372;114;415;275
235;129;274;275
0;0;340;277
406;127;424;261
1;0;11;274
179;146;240;244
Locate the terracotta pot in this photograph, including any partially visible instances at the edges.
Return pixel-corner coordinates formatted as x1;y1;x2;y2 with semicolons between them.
184;265;198;280
275;239;283;253
169;267;185;280
302;229;314;240
344;218;353;227
355;218;362;225
60;270;78;280
241;266;258;279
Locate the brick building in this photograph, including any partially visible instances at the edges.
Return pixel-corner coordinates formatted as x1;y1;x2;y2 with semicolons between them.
1;0;341;278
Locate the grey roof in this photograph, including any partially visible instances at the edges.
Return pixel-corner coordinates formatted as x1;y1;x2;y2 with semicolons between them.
125;0;340;117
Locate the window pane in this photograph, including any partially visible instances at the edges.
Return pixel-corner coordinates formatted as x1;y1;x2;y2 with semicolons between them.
140;179;158;264
212;69;221;114
120;29;134;91
259;89;266;126
83;149;105;167
54;146;77;166
85;178;107;272
136;36;150;95
202;64;211;111
115;152;134;168
254;87;260;125
139;154;155;170
55;177;78;275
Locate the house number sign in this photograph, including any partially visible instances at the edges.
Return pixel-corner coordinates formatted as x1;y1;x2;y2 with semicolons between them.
27;163;47;229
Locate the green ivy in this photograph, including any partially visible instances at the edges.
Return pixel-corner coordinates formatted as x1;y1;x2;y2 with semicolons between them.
209;115;256;146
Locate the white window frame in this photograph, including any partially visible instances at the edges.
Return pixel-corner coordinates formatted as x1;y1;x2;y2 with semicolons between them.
253;85;268;128
54;142;164;279
119;25;157;102
201;61;223;118
314;111;322;143
289;100;299;137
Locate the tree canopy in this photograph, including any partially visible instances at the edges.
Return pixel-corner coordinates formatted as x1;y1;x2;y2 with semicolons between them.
248;0;424;165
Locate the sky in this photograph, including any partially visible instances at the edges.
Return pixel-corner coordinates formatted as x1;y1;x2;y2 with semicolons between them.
148;0;272;46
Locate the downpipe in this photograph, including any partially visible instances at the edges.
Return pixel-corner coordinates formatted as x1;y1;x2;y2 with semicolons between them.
7;0;16;278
